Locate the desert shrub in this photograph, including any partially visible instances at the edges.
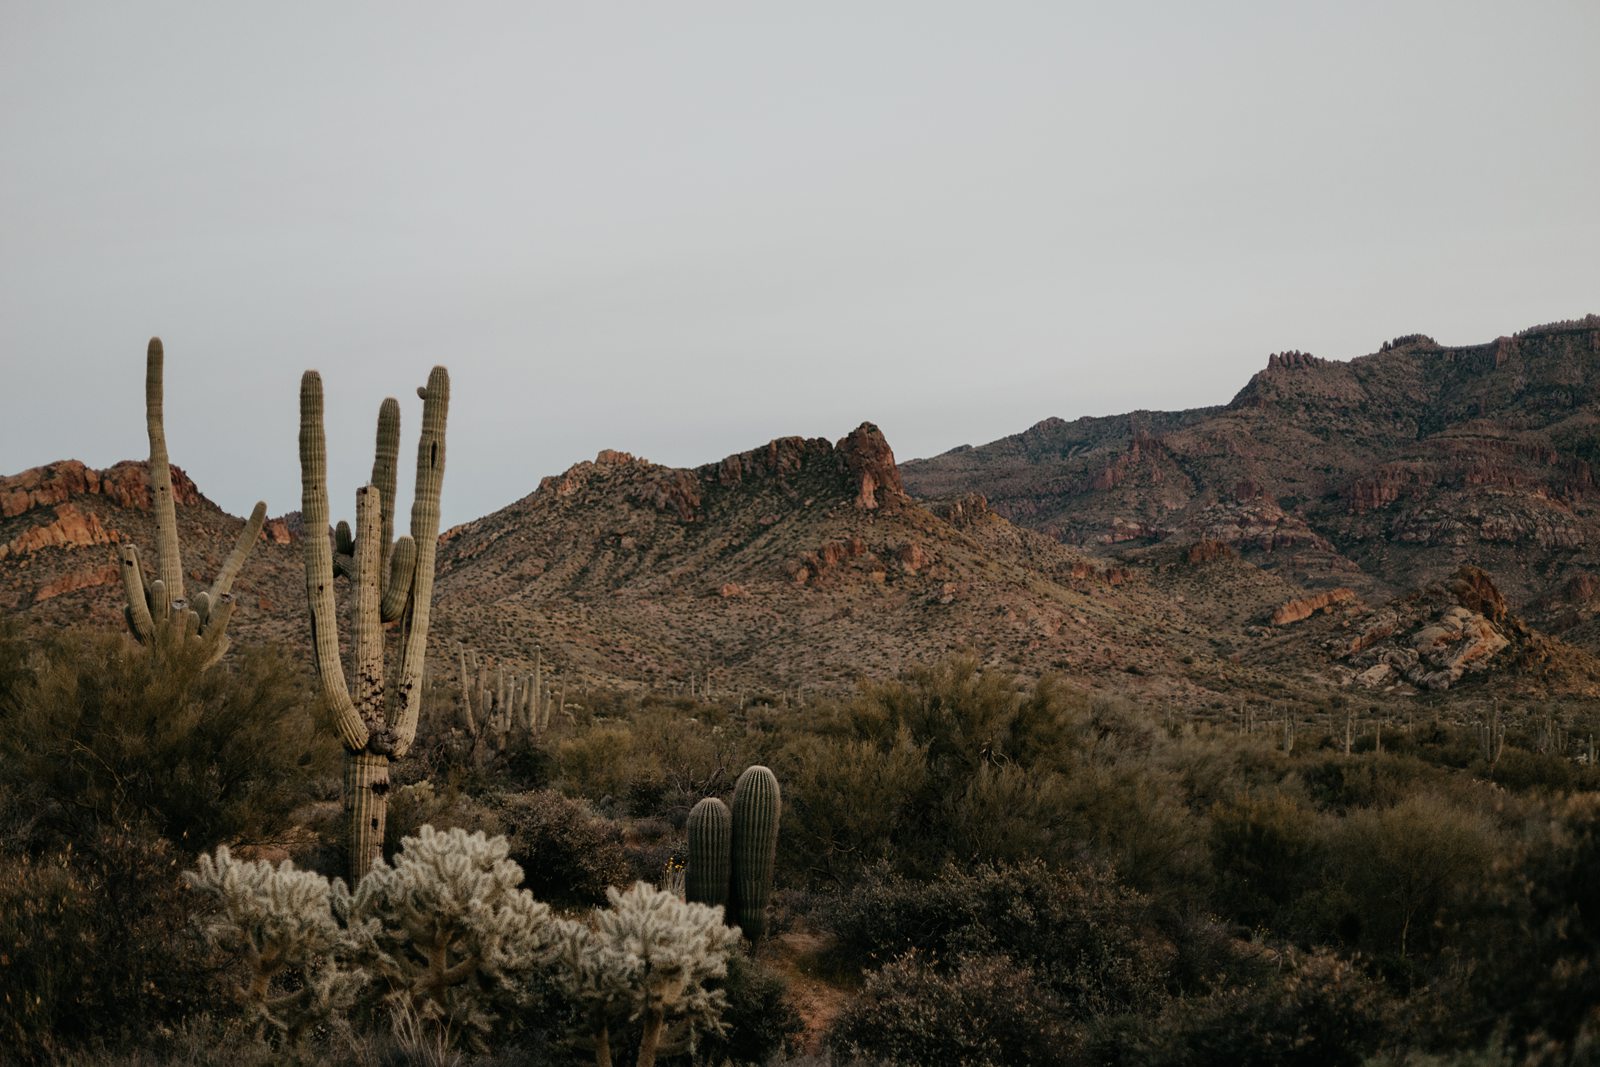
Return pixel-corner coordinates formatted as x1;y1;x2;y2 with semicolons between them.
384;780;502;859
0;825;222;1063
491;789;631;908
692;950;804;1066
827;860;1174;1018
1209;790;1331;932
555;722;670;814
1298;754;1449;814
778;658;1093;880
1488;747;1577;793
780;729;930;881
1089;948;1393;1067
781;659;1208;899
623;704;758;815
619;814;684;887
1462;792;1600;1061
828;951;1070;1067
0;628;332;852
1327;793;1501;964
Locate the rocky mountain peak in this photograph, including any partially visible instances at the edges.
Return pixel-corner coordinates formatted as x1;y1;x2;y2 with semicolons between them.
835;421;905;510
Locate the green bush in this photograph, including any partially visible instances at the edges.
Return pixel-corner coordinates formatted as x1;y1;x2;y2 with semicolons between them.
828;951;1070;1067
693;951;805;1066
826;860;1174;1018
0;826;223;1063
1090;948;1393;1067
0;628;333;852
554;722;670;814
1328;793;1501;963
1463;792;1600;1060
1209;791;1330;933
491;789;631;908
383;780;502;859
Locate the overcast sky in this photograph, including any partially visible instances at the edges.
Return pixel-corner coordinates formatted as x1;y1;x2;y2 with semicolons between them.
3;2;1597;527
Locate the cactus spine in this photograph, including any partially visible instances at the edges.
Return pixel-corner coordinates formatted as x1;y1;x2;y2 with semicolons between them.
300;366;449;883
120;337;267;668
729;765;780;944
685;797;731;909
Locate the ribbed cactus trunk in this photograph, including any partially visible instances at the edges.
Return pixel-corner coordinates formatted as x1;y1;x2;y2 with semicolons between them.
686;797;731;909
344;752;390;877
300;366;449;885
729;765;781;944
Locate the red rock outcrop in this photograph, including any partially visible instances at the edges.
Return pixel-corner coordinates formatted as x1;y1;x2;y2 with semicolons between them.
638;469;703;522
931;493;991;528
1271;587;1357;626
264;518;294;545
1186;539;1235;565
33;563;120;604
711;436;835;488
0;459;198;519
0;504;119;560
835;422;905;510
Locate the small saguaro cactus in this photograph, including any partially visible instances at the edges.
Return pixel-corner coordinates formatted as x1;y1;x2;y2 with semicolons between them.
684;767;782;943
730;765;781;943
1479;702;1506;771
300;366;449;883
685;797;731;910
456;643;549;762
120;337;267;668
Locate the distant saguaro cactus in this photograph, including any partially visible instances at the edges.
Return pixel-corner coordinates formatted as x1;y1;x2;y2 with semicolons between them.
729;765;781;944
300;366;449;883
120;337;267;668
685;797;731;909
456;643;549;763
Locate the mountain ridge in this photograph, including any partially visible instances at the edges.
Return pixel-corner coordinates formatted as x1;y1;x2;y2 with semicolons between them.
6;314;1600;711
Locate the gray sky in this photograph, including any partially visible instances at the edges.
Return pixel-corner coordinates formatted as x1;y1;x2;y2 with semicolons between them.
3;2;1597;527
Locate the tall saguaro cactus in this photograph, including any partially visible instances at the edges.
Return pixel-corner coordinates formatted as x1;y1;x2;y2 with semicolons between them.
299;366;450;883
121;337;267;668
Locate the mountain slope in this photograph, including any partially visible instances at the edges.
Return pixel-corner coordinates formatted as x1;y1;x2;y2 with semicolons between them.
430;424;1234;700
902;317;1600;625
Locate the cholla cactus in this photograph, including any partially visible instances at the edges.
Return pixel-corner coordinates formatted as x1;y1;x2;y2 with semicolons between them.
554;882;741;1067
352;826;559;1043
121;338;267;668
184;846;371;1043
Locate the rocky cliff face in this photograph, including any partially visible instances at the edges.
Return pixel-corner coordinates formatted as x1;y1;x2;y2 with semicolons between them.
902;315;1600;643
0;459;302;624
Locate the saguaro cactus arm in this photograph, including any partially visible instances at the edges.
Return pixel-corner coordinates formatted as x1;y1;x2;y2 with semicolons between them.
120;544;156;642
389;367;450;759
299;371;369;753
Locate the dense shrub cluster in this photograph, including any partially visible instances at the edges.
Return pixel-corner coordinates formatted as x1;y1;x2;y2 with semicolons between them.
829;951;1070;1066
0;627;332;852
827;860;1175;1017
